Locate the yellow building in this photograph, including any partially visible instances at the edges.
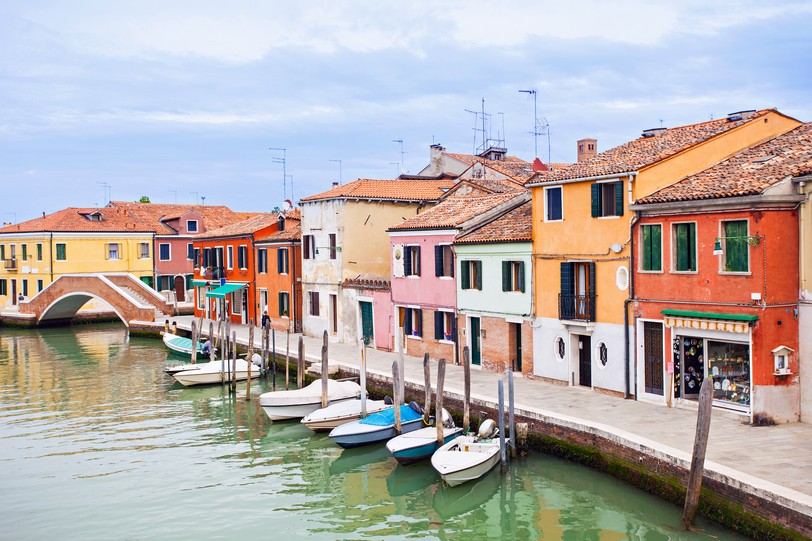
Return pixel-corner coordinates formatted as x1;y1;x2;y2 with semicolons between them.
0;207;155;308
526;109;801;396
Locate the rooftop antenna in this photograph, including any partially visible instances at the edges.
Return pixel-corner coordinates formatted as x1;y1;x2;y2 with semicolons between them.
169;189;177;204
465;99;490;156
96;181;111;206
540;117;551;165
270;147;287;201
392;139;404;174
498;112;506;150
329;159;342;185
286;174;294;202
201;195;206;206
519;89;539;158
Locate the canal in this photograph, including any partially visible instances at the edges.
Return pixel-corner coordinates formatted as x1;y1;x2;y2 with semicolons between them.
0;325;747;540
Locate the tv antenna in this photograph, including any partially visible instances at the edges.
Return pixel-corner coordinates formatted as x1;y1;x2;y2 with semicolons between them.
200;195;206;206
519;89;551;163
392;139;404;174
286;174;294;202
390;162;400;177
96;181;111;206
329;159;342;185
270;147;287;201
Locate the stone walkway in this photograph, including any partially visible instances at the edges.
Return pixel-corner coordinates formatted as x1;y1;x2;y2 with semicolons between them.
163;315;812;510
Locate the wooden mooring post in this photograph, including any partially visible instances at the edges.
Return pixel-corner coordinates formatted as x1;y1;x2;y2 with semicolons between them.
508;370;515;458
682;377;713;530
498;379;506;469
359;341;367;418
463;346;471;433
392;361;402;435
271;329;277;390
245;319;254;401
190;319;198;364
321;331;328;408
230;330;237;393
422;353;431;426
285;330;290;390
297;337;304;389
435;358;446;446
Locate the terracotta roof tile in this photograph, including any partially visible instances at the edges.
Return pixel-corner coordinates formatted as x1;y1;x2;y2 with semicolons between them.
445;152;535;181
301;178;454;202
638;122;812;204
197;213;280;238
531;109;781;183
0;206;155;234
255;220;301;243
389;192;521;231
455;200;532;244
108;201;247;234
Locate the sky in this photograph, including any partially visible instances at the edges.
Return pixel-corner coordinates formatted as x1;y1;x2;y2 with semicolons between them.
2;1;811;223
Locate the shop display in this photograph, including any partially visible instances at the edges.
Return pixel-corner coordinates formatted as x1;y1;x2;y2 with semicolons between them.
707;340;750;408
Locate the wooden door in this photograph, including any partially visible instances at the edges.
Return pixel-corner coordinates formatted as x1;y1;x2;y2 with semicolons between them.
578;335;591;387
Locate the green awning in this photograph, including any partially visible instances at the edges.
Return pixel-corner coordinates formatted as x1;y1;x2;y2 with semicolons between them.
661;309;758;322
191;280;209;287
206;283;247;299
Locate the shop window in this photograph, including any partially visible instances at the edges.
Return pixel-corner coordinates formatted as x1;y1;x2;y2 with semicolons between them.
545;186;563;221
722;220;749;273
434;244;454;277
708;340;750;409
640;224;662;271
502;261;525;292
434;311;455;341
460;260;482;290
231;289;243;315
672;222;696;272
158;243;170;261
404;245;421;276
591;181;623;218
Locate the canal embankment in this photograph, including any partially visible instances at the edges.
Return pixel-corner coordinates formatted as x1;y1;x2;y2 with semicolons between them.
134;316;812;538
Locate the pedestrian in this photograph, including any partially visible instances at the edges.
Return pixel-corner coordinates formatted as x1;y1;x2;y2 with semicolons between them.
17;293;24;303
261;310;270;329
164;319;170;334
171;321;178;334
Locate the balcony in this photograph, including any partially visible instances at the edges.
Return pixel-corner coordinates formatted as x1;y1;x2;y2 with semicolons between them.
558;293;595;322
3;258;17;271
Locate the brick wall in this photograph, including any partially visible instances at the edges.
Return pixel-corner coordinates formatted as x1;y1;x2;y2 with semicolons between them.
458;316;534;375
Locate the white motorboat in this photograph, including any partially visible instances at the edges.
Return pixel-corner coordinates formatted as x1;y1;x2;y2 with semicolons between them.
386;410;463;465
431;419;501;487
259;379;362;421
171;356;261;387
301;397;393;432
162;332;211;358
328;402;426;449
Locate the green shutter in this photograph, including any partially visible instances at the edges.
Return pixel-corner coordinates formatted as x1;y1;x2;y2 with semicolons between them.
502;261;510;291
725;221;748;272
614;181;624;216
475;261;483;290
652;225;662;271
278;292;285;316
517;261;525;292
591;184;600;217
461;261;470;290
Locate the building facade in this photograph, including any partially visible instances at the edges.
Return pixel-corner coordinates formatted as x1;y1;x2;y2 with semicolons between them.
254;216;302;332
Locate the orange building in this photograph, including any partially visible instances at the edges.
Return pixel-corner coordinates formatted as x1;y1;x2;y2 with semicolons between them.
630;122;812;423
254;216;302;332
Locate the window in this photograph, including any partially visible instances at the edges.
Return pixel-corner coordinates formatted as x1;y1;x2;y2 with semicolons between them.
0;245;4;260
640;224;662;271
555;336;566;361
215;247;224;272
106;243;120;260
227;246;234;269
21;244;27;261
502;261;525;292
22;279;28;296
278;291;290;317
36;244;43;261
159;243;170;261
0;279;6;295
404;245;421;276
673;222;697;272
231;289;243;315
434;245;454;277
238;246;248;269
139;242;150;259
722;220;749;273
193;248;200;267
460;260;482;290
329;233;337;260
257;248;267;273
186;243;194;260
303;235;315;259
545;186;563;221
187;220;198;232
591;181;623;218
434;311;455;342
202;247;211;267
598;342;608;367
277;248;289;274
37;279;43;292
404;307;422;337
309;291;320;317
156;275;174;291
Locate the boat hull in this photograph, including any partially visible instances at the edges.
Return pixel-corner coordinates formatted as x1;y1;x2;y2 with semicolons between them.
171;359;259;387
301;400;391;432
329;417;424;449
386;426;463;465
162;333;205;358
431;436;501;487
259;380;362;421
262;397;358;421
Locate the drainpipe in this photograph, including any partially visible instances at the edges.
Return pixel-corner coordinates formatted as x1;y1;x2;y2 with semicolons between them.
49;232;54;284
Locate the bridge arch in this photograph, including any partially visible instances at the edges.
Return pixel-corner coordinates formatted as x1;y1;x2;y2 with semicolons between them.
39;291;131;326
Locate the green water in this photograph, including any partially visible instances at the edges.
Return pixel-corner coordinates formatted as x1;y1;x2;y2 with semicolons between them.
0;325;746;540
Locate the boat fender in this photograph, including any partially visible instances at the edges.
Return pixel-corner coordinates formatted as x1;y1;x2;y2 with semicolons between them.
408;401;424;415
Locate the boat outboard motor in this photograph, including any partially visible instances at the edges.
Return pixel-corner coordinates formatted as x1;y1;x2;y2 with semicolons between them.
408;401;424;415
477;419;498;439
441;408;455;428
201;341;211;356
251;353;263;367
384;395;394;405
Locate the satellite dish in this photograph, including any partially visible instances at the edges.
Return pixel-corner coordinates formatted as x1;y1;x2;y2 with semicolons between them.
282;199;293;212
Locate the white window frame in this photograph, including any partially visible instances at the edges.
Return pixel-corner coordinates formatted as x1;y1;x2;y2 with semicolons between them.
187;220;198;233
158;243;171;261
544;185;564;222
227;246;234;270
107;243;121;260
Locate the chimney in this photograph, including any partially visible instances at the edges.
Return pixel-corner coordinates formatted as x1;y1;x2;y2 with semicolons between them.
42;212;46;218
577;138;597;163
332;181;339;188
427;143;446;175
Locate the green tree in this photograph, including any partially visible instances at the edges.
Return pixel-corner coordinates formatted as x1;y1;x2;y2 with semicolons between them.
138;196;151;203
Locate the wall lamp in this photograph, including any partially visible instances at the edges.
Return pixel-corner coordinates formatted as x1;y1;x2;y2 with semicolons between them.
315;246;342;255
713;235;761;255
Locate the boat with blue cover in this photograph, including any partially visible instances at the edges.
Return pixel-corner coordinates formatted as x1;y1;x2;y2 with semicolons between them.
386;409;463;465
328;402;426;449
162;332;210;359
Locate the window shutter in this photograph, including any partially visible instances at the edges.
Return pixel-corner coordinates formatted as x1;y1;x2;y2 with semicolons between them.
434;245;443;277
434;311;443;340
414;246;421;276
614;181;624;216
304;236;311;259
277;249;283;273
652;226;662;271
588;262;596;320
450;314;457;342
415;309;422;336
518;261;525;292
461;261;470;289
404;308;412;335
404;247;412;276
560;262;573;294
104;243;110;260
278;292;284;316
475;261;482;290
591;184;600;217
502;261;510;291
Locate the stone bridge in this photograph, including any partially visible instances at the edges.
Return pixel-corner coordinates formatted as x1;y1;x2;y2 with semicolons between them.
18;273;175;327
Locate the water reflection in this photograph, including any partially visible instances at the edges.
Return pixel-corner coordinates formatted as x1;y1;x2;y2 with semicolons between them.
0;326;746;541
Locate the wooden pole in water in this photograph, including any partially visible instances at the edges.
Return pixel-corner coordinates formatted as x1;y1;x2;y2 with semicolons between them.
190;319;198;364
215;318;223;355
435;358;446;446
297;336;304;389
498;379;506;467
272;328;277;391
208;322;215;363
285;330;290;390
231;330;237;393
508;370;515;458
463;346;471;434
321;331;329;408
359;341;367;418
264;324;270;375
398;344;405;413
422;353;432;425
246;319;254;401
392;360;402;435
683;377;713;530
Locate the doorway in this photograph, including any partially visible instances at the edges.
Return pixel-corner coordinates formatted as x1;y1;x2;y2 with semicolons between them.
578;334;592;387
11;279;17;305
469;316;481;366
510;322;522;372
643;322;664;396
574;262;590;320
329;294;338;335
173;276;186;302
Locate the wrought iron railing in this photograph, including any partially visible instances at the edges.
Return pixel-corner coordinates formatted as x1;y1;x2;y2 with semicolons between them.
558;293;595;322
3;258;17;270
